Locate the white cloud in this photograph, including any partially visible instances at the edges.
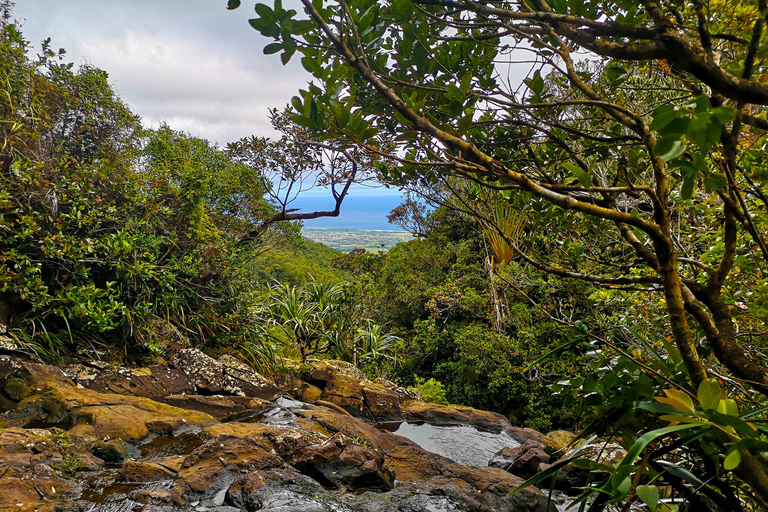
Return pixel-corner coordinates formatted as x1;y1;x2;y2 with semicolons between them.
14;0;309;145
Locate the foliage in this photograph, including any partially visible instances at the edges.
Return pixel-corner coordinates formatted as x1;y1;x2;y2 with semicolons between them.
408;376;448;405
233;0;768;506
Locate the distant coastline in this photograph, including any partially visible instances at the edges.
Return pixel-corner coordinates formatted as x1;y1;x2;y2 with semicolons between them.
302;227;414;252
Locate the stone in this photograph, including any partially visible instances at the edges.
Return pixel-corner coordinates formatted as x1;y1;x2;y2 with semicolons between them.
404;401;512;432
92;439;131;463
63;363;195;400
301;383;323;402
292;433;394;490
118;460;178;482
322;374;366;415
489;441;552;479
177;435;285;492
361;381;403;421
544;430;577;454
169;348;280;399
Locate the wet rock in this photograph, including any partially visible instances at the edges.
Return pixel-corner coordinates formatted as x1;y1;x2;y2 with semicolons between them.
176;434;285;492
226;469;352;512
169;348;280;399
92;439;132;463
322;374;366;415
63;363;195;400
293;432;394;490
361;381;403;421
118;460;178;482
489;440;552;479
404;401;512;432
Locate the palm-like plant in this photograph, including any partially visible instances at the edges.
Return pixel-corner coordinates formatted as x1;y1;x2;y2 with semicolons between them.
257;280;347;361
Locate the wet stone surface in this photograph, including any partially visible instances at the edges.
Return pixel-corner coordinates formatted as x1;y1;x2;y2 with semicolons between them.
0;355;556;512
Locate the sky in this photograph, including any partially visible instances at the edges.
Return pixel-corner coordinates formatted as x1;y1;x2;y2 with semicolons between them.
13;0;308;146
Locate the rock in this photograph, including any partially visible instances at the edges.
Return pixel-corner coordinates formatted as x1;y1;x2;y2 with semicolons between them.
169;348;280;399
361;381;403;421
176;435;285;492
301;383;323;402
118;460;177;482
226;469;352;512
404;401;512;432
322;374;366;415
164;394;252;419
544;430;577;454
63;363;195;400
293;432;394;490
92;439;132;463
16;384;215;440
305;359;365;385
507;426;551;447
489;440;552;479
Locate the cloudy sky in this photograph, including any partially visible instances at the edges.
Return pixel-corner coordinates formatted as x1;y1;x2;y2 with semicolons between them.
14;0;308;146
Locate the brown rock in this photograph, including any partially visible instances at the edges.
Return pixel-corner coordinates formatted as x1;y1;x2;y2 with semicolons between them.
163;394;250;419
169;348;280;399
489;440;552;479
293;433;394;489
301;383;323;402
307;359;365;385
118;460;177;482
63;364;195;400
177;435;285;492
404;401;512;432
362;381;403;421
322;374;365;414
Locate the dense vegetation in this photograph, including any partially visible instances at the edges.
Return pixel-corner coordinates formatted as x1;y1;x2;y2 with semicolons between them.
5;0;768;509
232;0;768;508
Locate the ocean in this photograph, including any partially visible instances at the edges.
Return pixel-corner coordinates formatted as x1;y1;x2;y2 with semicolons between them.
289;193;404;231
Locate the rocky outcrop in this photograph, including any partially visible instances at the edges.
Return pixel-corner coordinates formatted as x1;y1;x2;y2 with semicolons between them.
0;354;557;512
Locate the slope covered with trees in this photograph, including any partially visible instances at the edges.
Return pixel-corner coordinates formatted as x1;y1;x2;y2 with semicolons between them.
230;0;768;508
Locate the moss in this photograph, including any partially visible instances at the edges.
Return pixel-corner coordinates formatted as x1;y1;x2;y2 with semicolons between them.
5;377;32;401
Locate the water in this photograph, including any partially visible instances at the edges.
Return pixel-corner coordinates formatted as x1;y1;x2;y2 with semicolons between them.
290;193;403;230
388;422;520;467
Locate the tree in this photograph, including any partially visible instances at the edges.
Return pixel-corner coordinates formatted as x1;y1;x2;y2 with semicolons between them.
228;107;383;239
229;0;768;507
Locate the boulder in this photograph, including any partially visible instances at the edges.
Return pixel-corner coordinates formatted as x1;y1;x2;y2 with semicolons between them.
404;401;512;432
118;460;178;482
63;363;195;400
169;348;280;399
489;440;552;479
361;381;403;421
322;374;366;415
176;435;285;492
293;432;394;489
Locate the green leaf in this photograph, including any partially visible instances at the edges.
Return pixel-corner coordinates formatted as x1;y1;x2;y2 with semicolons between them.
710;106;736;124
281;47;296;65
681;177;695;199
562;162;591;187
637;485;660;510
703;173;727;191
716;398;739;416
528;71;544;96
650;104;676;131
653;136;686;162
226;0;241;9
724;449;741;470
263;42;283;55
697;378;722;411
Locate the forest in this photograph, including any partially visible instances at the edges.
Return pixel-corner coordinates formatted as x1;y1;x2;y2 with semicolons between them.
2;0;768;510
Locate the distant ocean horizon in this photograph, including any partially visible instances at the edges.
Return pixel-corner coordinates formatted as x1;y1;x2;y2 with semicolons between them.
290;193;404;231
